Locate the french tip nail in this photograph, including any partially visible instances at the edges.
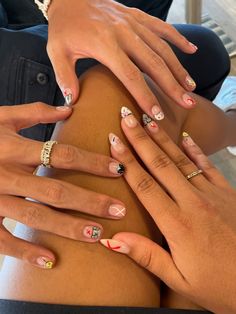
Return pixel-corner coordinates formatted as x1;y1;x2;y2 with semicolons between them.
121;106;132;118
83;226;102;240
100;239;130;254
36;257;54;269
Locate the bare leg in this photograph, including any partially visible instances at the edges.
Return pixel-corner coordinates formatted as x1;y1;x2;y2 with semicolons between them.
0;65;233;309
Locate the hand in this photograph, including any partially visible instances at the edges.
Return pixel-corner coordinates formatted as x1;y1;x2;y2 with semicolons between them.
101;108;236;313
0;103;125;269
47;0;197;114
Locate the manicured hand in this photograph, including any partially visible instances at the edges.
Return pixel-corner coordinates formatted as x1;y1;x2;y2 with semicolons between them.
47;0;197;116
0;103;125;269
101;107;236;314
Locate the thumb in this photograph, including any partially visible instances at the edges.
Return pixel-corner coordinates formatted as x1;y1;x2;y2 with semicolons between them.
48;48;80;106
100;233;185;291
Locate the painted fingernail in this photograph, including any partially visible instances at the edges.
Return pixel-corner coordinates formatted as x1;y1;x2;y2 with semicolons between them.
109;204;126;218
83;226;102;240
189;42;198;51
182;93;196;107
182;132;195;146
151;106;164;121
100;239;130;254
63;88;73;106
121;106;137;128
109;162;125;175
185;75;196;89
109;133;125;153
36;257;54;269
142;114;159;133
56;106;72;111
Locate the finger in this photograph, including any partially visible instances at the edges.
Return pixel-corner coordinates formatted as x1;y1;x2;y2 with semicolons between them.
135;23;196;91
131;9;198;54
100;233;186;292
0;196;103;242
182;132;231;189
0;226;56;269
99;47;164;120
119;107;197;201
123;33;196;109
108;132;181;235
142;115;209;190
47;44;79;106
4;173;126;220
0;102;72;131
18;139;125;177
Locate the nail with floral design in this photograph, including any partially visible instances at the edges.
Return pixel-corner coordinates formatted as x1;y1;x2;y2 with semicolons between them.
142;114;159;133
109;133;126;153
121;107;137;128
36;256;54;269
121;106;132;118
63;88;73;106
83;226;102;240
100;239;130;254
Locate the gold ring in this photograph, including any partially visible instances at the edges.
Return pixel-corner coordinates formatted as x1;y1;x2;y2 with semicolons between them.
186;169;203;180
40;140;58;168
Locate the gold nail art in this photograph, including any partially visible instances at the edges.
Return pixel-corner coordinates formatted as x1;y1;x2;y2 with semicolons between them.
182;131;189;138
45;261;54;269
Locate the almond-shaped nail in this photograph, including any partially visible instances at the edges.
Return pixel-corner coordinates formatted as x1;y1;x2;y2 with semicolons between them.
185;75;196;89
182;132;195;146
109;204;126;218
121;106;137;128
142;114;159;133
63;88;73;106
151;106;164;121
182;93;196;107
36;256;54;269
121;106;132;118
83;226;102;240
109;162;125;175
100;239;130;254
109;133;126;153
189;42;198;51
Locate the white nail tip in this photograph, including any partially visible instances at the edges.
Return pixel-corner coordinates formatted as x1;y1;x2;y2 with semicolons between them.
121;106;132;118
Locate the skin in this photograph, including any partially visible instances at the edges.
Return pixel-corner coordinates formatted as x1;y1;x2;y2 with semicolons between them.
0;65;235;311
47;0;198;112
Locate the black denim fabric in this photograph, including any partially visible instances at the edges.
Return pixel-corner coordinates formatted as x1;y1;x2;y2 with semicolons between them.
0;300;212;314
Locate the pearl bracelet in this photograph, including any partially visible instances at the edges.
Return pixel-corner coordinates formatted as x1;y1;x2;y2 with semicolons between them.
34;0;52;20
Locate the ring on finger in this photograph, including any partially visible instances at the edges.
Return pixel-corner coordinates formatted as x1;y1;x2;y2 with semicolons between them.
186;169;203;180
40;140;58;168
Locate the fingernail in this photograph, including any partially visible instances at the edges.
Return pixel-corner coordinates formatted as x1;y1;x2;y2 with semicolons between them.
182;93;196;107
109;162;125;175
121;106;132;118
36;257;54;269
108;204;126;218
151;106;164;121
56;106;72;111
121;106;137;128
109;133;125;153
182;132;195;146
142;114;159;133
63;88;73;106
83;226;102;240
100;239;130;254
185;75;196;89
189;42;198;51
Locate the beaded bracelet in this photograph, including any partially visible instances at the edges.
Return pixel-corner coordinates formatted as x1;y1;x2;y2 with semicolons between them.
34;0;52;20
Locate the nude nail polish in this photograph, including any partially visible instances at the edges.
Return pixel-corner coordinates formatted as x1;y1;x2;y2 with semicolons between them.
185;75;196;89
182;132;195;146
142;114;159;132
182;94;196;107
100;239;130;254
63;88;73;106
36;257;54;269
121;107;137;128
109;133;126;153
109;204;126;218
109;162;125;175
151;106;164;121
83;226;102;239
189;42;198;51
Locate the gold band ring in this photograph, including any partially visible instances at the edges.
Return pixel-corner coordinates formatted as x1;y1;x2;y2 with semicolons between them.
186;169;203;180
40;140;58;168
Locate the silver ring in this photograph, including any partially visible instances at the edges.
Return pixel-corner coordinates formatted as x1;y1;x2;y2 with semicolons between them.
40;140;58;168
186;169;203;180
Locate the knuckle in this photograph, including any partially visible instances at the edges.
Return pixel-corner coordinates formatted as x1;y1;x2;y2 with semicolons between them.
124;66;142;82
149;53;163;68
133;131;148;143
150;153;172;170
57;145;77;164
45;182;65;204
135;175;156;195
174;155;192;170
21;206;43;226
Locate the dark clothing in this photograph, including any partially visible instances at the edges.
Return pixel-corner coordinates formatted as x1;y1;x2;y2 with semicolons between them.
0;300;211;314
